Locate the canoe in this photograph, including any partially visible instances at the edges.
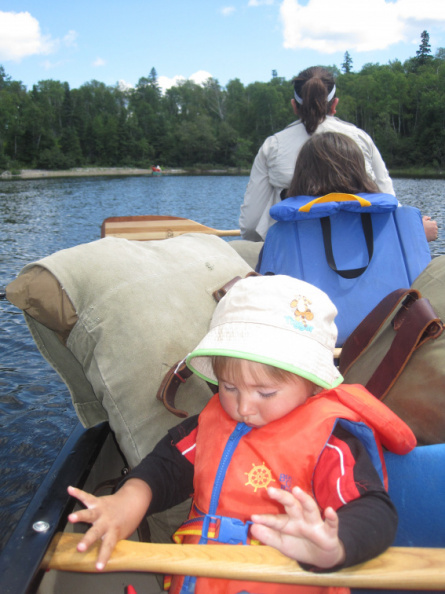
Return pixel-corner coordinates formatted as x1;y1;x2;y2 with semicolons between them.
1;217;445;594
1;417;444;594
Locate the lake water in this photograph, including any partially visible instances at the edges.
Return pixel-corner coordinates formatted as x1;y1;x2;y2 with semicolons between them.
0;175;444;552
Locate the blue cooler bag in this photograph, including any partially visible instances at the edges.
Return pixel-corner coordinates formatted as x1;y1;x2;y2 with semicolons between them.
259;193;431;346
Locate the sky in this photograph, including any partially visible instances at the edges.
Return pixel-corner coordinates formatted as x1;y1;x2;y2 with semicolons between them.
1;0;445;94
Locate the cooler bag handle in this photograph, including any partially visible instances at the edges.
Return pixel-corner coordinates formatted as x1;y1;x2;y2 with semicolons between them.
298;193;372;213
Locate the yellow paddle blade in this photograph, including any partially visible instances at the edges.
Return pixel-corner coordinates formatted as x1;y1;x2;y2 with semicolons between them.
101;215;241;241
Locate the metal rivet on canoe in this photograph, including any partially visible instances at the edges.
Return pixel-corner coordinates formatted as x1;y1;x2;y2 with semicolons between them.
32;521;50;533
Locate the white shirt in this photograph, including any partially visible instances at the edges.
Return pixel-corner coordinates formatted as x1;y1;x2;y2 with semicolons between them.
239;116;395;241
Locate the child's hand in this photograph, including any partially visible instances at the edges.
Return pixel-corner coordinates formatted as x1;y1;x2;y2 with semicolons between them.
250;486;345;569
67;479;152;570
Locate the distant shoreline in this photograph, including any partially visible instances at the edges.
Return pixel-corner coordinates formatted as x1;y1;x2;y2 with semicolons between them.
0;167;250;180
1;166;443;181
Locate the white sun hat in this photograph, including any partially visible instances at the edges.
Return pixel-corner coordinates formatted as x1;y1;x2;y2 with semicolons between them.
186;275;343;390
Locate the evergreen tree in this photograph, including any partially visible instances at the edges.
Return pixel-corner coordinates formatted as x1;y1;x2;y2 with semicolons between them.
416;30;432;65
2;39;445;171
0;65;11;90
148;67;158;86
342;51;353;74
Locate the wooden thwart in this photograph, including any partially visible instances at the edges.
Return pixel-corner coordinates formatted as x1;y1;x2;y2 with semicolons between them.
101;215;241;241
44;532;445;590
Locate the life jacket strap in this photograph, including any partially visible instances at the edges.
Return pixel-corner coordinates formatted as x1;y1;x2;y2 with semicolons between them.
173;504;258;545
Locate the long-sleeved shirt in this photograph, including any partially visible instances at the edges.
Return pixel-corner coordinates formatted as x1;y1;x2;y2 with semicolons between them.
127;413;397;571
239;116;395;241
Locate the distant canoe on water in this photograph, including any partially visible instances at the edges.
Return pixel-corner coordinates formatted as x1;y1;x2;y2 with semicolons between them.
151;165;162;176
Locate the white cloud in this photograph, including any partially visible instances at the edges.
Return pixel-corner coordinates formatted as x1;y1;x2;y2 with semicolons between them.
41;59;63;71
118;80;133;92
63;30;78;48
189;70;213;85
158;70;213;93
249;0;274;5
0;11;56;61
93;57;106;67
280;0;445;53
158;74;186;93
395;0;445;21
221;6;236;16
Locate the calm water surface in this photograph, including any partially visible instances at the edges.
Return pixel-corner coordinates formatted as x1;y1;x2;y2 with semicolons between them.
0;174;247;551
0;175;444;551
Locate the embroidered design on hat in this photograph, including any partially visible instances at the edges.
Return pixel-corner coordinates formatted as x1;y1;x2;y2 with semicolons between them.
285;315;314;332
287;295;314;331
245;462;276;492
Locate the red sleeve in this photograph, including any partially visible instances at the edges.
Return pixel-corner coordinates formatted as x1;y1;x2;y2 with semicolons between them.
174;426;198;464
310;425;398;570
313;425;383;512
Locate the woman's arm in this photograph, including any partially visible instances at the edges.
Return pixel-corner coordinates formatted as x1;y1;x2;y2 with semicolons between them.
240;138;277;241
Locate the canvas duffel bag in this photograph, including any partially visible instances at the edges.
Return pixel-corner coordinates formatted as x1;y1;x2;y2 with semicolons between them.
6;234;255;545
339;255;445;444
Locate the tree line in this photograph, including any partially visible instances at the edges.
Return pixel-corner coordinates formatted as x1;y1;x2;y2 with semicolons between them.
0;31;444;172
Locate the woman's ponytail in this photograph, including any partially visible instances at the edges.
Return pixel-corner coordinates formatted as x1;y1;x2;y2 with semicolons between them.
293;67;336;135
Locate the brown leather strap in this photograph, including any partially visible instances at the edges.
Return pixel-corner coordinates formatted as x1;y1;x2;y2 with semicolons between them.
212;276;242;302
156;359;193;418
158;273;262;417
339;288;420;375
212;271;261;302
365;297;443;399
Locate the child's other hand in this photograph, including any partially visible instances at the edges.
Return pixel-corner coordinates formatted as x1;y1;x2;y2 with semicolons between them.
67;479;151;570
250;486;345;569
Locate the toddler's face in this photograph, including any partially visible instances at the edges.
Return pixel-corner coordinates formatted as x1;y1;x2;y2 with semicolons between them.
217;359;314;428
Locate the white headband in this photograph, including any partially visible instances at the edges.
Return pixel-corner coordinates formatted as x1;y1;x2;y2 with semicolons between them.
294;84;336;106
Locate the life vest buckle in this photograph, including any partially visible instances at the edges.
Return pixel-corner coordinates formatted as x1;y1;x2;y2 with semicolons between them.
202;514;252;545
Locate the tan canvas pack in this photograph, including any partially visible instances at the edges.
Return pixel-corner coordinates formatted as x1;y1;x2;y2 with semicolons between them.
6;234;256;544
6;234;255;464
340;256;445;444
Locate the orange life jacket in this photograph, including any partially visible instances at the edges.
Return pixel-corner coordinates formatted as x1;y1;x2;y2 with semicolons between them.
168;384;416;594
